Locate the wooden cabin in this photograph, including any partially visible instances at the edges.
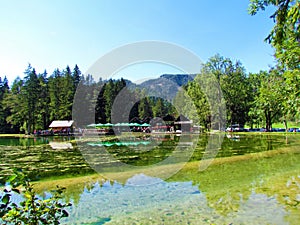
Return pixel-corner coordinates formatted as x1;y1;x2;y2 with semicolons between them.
49;120;74;135
174;115;193;132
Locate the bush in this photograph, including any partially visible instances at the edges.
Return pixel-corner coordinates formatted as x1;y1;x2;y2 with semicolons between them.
0;170;71;225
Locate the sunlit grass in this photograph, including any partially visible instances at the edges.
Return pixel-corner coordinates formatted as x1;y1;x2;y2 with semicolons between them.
0;134;29;138
244;121;300;129
272;121;300;128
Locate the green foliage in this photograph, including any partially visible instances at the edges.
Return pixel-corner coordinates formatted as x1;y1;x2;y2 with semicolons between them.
23;65;41;134
249;0;299;128
152;98;164;117
48;66;79;121
0;76;11;133
37;71;50;130
138;90;153;120
95;82;107;123
3;77;26;132
0;170;71;225
250;69;285;130
2;64;84;133
247;72;264;128
284;69;300;116
249;0;300;69
0;57;298;133
184;77;211;129
205;55;251;127
180;54;250;129
102;79;127;122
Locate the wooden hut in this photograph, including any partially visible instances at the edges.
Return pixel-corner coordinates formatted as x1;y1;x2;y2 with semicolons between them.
49;120;74;135
174;115;192;132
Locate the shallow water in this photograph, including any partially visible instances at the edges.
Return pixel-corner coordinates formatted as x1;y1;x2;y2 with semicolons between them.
0;136;92;181
0;133;298;181
1;133;300;224
62;173;295;225
59;145;300;224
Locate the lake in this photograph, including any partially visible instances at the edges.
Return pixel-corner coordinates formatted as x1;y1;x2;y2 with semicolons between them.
0;133;300;224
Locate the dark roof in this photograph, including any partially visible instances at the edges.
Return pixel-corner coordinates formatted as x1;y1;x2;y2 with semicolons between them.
175;115;190;122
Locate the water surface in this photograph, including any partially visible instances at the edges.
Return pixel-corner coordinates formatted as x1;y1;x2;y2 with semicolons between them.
1;134;299;224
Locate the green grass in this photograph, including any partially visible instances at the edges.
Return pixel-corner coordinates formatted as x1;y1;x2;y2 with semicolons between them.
244;121;300;129
0;134;30;138
272;121;300;128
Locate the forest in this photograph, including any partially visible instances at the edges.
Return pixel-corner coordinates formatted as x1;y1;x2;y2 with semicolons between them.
0;50;298;134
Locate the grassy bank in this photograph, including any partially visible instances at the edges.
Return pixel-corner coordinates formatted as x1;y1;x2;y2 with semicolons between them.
244;121;300;129
0;134;31;138
272;121;300;128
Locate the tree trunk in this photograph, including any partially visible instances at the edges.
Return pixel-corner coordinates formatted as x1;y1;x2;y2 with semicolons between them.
283;119;288;132
27;122;31;135
265;111;272;131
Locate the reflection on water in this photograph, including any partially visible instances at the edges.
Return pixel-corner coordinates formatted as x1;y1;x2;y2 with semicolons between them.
226;134;240;141
0;136;49;146
0;137;93;182
49;142;73;149
1;134;299;224
0;134;299;182
30;137;299;224
0;136;78;147
87;140;151;147
62;174;289;225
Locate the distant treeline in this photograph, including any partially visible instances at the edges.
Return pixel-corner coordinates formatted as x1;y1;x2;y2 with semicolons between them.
0;53;299;133
0;65;81;133
0;64;174;134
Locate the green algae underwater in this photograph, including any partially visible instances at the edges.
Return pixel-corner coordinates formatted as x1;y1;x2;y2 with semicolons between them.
1;133;300;224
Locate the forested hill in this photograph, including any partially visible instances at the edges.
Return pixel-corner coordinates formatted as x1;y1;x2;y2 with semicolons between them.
159;74;196;86
138;74;196;100
139;74;196;87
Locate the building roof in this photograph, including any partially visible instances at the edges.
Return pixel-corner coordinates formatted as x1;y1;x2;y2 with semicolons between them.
174;121;193;124
49;120;74;128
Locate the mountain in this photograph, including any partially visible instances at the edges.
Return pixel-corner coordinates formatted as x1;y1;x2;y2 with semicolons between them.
159;74;196;86
102;74;197;100
137;74;196;100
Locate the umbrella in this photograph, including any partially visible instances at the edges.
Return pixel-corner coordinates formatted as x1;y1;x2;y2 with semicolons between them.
115;123;130;126
130;123;141;126
141;123;151;127
87;124;97;127
103;123;113;127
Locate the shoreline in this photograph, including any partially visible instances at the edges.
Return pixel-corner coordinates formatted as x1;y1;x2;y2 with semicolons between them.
0;134;33;138
0;131;299;139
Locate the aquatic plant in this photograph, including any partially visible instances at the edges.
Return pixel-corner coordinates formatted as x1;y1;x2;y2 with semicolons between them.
0;170;71;225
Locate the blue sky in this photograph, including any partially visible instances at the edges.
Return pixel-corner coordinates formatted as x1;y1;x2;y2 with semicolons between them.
0;0;276;84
